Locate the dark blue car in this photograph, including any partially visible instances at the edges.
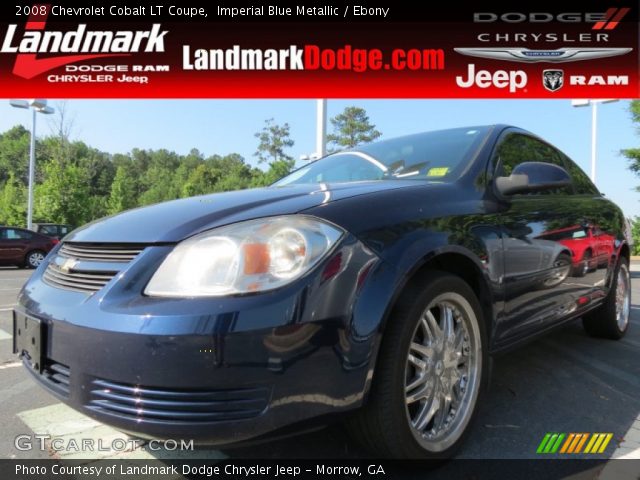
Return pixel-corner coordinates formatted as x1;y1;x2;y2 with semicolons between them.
14;125;630;458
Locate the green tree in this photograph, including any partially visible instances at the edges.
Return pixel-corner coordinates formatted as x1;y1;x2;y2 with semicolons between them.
0;174;27;226
254;118;295;183
327;106;381;150
622;100;640;189
254;118;294;162
630;216;640;255
0;125;30;184
107;166;137;214
35;160;91;226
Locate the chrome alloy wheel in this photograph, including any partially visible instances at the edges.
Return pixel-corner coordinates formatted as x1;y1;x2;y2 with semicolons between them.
404;292;481;452
615;263;631;331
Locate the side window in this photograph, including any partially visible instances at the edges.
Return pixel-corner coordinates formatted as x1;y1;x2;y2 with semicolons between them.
4;229;32;240
492;133;571;195
561;154;599;195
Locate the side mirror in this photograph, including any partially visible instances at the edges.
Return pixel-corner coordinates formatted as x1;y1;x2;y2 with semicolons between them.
495;162;571;196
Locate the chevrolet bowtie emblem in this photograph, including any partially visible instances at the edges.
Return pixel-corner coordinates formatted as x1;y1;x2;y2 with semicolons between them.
454;47;633;63
59;257;78;273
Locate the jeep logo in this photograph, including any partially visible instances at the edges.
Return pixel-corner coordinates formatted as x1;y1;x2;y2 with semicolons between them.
456;64;528;93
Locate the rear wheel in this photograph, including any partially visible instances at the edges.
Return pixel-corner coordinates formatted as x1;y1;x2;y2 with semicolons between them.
582;260;630;340
541;253;571;288
24;250;45;269
580;250;592;277
347;271;487;458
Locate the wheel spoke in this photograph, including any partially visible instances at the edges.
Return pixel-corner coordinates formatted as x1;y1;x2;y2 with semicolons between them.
436;394;452;432
424;310;442;343
441;305;455;344
453;324;465;353
408;352;427;370
410;342;434;360
406;381;431;404
430;391;447;432
414;392;440;431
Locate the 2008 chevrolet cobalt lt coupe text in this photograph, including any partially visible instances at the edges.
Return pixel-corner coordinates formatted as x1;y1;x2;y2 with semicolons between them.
14;125;631;458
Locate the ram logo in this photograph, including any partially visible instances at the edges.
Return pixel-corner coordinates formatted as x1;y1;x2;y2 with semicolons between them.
543;69;564;92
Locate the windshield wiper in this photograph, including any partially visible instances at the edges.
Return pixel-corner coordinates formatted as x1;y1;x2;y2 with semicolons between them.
385;161;430;178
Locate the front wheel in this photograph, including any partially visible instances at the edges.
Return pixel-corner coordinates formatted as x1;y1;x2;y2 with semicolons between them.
347;271;487;458
582;260;630;340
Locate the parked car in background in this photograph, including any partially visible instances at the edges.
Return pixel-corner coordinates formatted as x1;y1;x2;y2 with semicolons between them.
537;224;615;277
14;125;631;459
31;223;72;240
0;226;58;268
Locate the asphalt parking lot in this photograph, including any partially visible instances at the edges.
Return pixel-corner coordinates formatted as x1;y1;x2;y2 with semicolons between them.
1;265;640;463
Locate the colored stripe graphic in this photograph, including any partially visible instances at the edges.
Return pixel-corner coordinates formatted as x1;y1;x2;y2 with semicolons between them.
538;433;613;454
560;433;575;453
598;433;613;453
604;7;631;30
537;433;552;453
593;8;619;30
537;433;565;453
574;433;589;453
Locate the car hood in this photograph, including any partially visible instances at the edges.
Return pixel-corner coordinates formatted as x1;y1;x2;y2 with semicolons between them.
67;181;424;243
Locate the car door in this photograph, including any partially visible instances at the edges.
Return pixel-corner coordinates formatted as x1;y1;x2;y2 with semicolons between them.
0;228;10;263
0;228;32;265
491;131;589;344
560;153;614;294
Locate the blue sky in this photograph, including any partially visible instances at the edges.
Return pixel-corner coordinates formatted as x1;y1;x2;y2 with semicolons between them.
1;99;639;217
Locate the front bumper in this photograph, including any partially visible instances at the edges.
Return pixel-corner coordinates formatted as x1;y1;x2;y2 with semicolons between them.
15;237;384;444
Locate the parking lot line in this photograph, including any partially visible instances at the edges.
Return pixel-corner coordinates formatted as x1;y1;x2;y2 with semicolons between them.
0;329;11;340
0;361;21;369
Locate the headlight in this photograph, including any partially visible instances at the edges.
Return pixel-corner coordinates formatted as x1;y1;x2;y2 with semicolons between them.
145;216;344;297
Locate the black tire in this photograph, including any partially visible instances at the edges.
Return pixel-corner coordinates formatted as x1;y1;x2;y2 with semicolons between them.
582;259;630;340
24;250;46;269
347;271;488;458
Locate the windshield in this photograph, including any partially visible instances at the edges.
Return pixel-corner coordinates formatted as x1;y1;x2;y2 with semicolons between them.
275;126;489;186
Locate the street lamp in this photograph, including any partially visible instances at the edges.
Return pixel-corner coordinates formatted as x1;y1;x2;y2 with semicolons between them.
9;99;55;230
571;99;619;185
316;99;327;158
300;99;328;162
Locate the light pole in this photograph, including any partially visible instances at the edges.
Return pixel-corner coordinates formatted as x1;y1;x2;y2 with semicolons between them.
9;99;55;230
316;99;327;158
571;99;618;185
300;99;328;162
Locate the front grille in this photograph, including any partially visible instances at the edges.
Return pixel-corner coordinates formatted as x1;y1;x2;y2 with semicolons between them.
59;243;144;263
44;265;115;293
88;379;270;423
43;243;145;294
42;361;71;398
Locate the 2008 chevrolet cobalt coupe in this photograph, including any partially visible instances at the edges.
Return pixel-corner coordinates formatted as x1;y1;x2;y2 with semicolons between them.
14;125;630;458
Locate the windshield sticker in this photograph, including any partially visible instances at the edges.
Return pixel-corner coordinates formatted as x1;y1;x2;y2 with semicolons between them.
427;167;449;177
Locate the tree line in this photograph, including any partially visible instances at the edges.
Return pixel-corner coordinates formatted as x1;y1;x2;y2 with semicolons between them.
0;106;381;228
622;100;640;254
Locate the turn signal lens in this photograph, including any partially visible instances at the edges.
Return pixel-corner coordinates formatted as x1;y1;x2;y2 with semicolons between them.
145;216;344;297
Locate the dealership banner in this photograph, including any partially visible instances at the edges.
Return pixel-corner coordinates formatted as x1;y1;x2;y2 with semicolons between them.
0;1;639;98
0;1;637;98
